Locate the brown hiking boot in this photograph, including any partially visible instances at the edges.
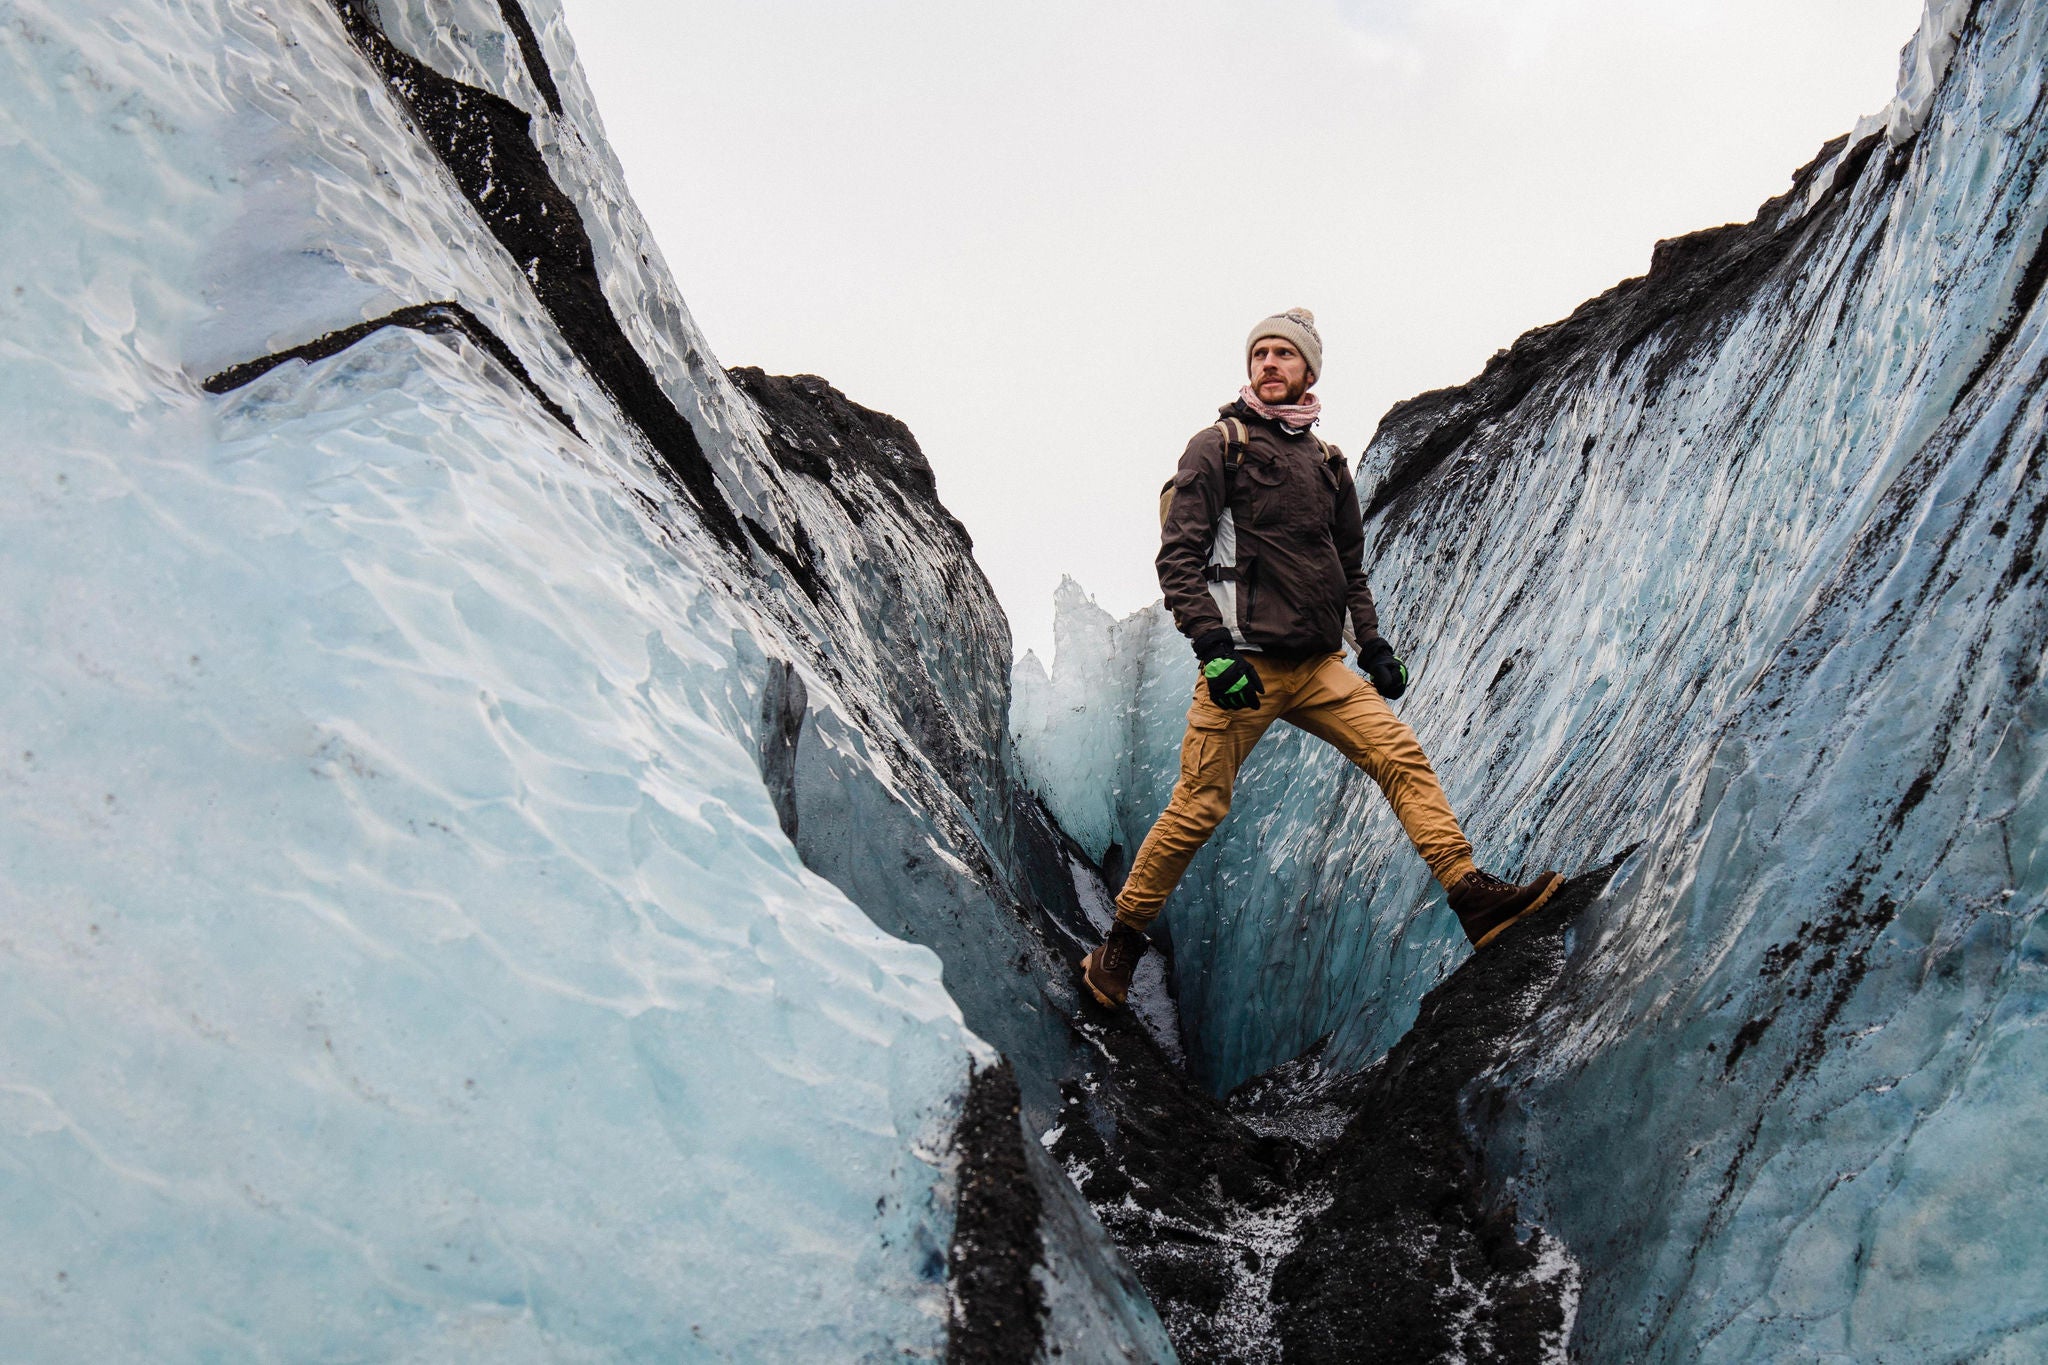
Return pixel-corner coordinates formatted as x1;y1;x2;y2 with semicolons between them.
1448;869;1564;949
1080;923;1149;1009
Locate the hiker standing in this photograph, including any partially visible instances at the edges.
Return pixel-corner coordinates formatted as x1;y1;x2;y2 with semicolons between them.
1081;308;1561;1010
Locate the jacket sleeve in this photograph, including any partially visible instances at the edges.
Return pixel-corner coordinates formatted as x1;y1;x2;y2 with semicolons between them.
1328;449;1382;648
1157;427;1230;648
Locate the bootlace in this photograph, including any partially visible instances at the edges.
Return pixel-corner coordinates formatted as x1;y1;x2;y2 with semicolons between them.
1102;926;1145;972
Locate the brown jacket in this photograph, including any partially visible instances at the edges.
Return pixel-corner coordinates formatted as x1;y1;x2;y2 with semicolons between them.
1158;402;1381;657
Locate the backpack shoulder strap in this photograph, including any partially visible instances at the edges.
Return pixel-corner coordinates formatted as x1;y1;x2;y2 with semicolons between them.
1163;418;1254;528
1216;417;1249;476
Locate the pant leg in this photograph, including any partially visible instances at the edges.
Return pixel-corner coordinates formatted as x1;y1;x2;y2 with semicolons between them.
1113;678;1282;930
1282;655;1479;890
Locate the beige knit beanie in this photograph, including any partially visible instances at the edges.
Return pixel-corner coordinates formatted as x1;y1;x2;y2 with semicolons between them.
1246;308;1323;381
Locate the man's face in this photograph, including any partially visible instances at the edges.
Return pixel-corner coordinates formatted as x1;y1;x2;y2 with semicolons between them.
1248;338;1312;405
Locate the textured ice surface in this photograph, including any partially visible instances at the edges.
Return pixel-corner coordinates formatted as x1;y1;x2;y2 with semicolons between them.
1012;580;1197;882
1012;578;1142;865
1808;0;1978;209
0;2;1173;1359
1020;0;2047;1355
1879;0;1978;144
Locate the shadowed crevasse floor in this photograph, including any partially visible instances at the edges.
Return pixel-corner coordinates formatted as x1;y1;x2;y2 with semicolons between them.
1049;858;1627;1364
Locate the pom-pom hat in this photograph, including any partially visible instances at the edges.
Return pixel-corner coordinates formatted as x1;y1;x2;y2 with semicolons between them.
1246;308;1323;381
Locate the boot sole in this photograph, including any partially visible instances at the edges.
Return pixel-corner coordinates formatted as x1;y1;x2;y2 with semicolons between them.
1472;871;1564;949
1079;949;1125;1009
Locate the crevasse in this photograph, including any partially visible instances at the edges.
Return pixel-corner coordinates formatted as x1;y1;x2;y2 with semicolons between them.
1016;0;2047;1356
9;0;2043;1357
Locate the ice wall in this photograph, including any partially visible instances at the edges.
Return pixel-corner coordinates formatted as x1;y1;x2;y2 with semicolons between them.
0;2;1173;1359
1020;0;2047;1355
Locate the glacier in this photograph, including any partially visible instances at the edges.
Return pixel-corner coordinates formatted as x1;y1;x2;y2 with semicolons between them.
9;0;2045;1358
0;0;1176;1359
1018;0;2048;1356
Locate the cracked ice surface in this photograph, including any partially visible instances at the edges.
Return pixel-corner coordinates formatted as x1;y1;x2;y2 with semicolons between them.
1019;0;2047;1355
0;2;1021;1359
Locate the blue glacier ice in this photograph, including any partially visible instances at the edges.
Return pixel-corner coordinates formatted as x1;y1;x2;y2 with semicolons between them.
11;0;2043;1356
1016;0;2046;1355
0;1;1175;1359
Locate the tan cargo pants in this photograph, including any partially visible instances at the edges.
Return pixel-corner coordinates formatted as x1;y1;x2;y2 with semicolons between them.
1112;651;1478;930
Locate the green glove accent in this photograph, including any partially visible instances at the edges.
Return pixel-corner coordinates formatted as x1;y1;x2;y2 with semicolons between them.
1199;651;1265;710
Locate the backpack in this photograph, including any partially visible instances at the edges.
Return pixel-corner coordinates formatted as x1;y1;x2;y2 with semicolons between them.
1157;417;1333;526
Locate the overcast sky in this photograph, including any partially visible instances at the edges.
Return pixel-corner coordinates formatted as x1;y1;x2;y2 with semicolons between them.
561;0;1924;662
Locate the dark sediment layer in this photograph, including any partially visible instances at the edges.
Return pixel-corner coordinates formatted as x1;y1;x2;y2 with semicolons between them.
1052;859;1627;1363
946;1060;1048;1365
201;300;576;432
490;0;562;115
1047;998;1302;1361
728;366;976;551
1270;860;1629;1363
325;0;749;552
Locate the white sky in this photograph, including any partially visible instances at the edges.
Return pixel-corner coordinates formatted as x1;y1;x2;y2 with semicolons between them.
561;0;1924;662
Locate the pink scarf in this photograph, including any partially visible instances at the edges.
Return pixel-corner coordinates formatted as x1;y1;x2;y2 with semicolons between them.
1238;385;1322;432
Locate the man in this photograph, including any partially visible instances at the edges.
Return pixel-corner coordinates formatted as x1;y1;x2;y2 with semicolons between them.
1081;308;1560;1010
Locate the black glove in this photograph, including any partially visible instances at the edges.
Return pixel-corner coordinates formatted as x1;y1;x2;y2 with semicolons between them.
1194;629;1265;711
1359;637;1408;700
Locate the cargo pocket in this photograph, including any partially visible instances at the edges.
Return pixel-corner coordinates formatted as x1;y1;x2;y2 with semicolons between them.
1180;705;1234;787
1241;457;1285;528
